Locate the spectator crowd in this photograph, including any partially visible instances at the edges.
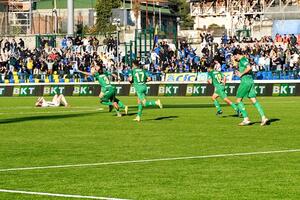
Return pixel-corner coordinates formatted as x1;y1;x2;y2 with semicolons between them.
0;33;300;83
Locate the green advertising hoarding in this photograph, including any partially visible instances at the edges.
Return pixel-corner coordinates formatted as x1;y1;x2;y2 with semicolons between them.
0;82;299;97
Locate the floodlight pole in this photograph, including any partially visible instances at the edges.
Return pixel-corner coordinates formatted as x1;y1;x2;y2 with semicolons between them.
53;0;58;34
67;0;74;36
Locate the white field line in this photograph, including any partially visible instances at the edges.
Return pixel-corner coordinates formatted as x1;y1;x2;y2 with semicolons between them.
0;189;129;200
0;149;299;173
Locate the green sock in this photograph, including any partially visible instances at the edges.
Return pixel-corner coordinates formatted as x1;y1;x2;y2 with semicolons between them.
254;102;265;118
230;103;238;111
145;100;156;107
137;103;143;117
237;102;248;118
117;101;125;109
213;100;222;112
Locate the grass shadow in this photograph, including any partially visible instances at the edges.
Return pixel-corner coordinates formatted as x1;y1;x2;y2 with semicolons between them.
128;104;225;109
161;104;218;109
266;118;280;125
222;114;241;118
248;118;280;126
0;112;101;124
154;116;179;121
142;116;179;121
126;113;138;116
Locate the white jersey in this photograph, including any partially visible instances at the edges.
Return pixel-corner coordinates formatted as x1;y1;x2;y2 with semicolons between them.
41;101;60;107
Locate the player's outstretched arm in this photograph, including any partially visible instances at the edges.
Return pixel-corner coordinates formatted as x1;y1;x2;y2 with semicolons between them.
111;73;121;82
78;70;92;76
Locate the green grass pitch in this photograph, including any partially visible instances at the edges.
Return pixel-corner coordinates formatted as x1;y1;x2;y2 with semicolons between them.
0;96;299;200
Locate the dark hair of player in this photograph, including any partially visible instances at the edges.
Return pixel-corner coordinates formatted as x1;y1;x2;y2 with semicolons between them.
97;66;104;74
208;63;214;70
132;60;140;68
232;48;243;56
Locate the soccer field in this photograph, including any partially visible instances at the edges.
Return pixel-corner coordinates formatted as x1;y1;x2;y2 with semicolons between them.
0;96;299;200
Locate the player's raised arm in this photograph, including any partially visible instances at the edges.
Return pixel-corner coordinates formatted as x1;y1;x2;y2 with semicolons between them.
222;73;226;85
207;65;213;84
207;78;212;84
145;70;152;82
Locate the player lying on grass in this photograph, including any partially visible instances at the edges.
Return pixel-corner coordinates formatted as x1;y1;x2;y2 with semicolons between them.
78;63;128;117
35;94;69;107
232;49;269;126
207;64;239;116
128;60;162;122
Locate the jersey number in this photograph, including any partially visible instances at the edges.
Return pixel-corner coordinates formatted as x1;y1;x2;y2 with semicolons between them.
135;72;144;83
215;74;223;84
101;75;110;84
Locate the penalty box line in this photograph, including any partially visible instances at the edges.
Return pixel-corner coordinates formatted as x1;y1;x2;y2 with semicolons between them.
0;189;129;200
0;149;300;173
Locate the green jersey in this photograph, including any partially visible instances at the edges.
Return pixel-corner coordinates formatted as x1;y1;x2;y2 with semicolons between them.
208;70;225;88
239;57;253;82
236;57;256;98
94;72;113;92
130;68;149;86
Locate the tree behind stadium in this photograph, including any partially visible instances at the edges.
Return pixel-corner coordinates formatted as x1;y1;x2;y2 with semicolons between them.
169;0;194;30
95;0;121;33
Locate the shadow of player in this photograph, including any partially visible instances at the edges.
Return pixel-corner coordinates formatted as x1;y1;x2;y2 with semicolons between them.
248;118;280;126
153;116;179;121
0;112;100;124
222;114;241;118
128;104;222;109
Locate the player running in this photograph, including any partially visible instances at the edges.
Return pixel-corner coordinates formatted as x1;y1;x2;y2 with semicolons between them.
128;60;162;122
232;49;269;126
35;94;69;107
79;64;128;117
207;64;239;116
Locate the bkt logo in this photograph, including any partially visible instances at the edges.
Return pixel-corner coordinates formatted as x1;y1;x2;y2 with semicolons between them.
79;86;93;95
166;73;197;82
130;86;150;94
51;86;65;95
0;87;5;96
273;84;296;96
186;85;207;95
14;87;35;96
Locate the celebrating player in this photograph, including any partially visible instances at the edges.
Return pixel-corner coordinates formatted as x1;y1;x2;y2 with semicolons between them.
207;64;239;115
232;49;269;126
128;60;163;122
35;94;69;107
79;64;128;117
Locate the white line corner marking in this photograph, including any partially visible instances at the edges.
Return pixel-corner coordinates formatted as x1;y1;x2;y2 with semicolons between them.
0;189;129;200
0;149;299;173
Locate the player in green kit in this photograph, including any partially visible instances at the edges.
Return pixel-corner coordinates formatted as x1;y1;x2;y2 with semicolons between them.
232;49;268;126
79;63;128;117
207;64;239;116
128;60;163;122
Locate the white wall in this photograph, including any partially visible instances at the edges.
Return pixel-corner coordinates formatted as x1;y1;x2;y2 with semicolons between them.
193;16;226;30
